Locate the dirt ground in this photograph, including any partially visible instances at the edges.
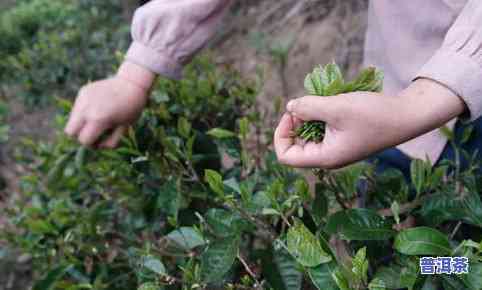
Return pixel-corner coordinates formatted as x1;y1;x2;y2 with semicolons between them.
0;0;368;288
219;0;367;107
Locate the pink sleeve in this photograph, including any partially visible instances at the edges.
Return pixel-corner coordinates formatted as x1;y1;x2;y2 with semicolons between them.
125;0;232;80
415;0;482;122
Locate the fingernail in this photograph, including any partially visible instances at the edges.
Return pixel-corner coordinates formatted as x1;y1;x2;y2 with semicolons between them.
287;100;296;112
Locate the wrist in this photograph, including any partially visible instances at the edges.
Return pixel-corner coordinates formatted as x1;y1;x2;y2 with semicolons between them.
116;61;157;93
398;78;466;133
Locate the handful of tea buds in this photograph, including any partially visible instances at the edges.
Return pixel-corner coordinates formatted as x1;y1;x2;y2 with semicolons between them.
295;62;383;143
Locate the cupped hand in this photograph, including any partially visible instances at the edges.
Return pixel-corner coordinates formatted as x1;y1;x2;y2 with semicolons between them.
274;79;466;169
64;62;155;148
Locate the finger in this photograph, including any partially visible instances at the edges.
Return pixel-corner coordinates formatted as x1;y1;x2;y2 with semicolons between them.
286;96;340;123
277;142;326;168
275;113;332;168
78;122;111;147
64;108;86;137
98;126;126;149
274;113;296;157
274;116;316;167
291;116;305;145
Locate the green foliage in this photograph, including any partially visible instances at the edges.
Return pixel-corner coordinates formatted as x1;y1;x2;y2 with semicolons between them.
200;238;240;283
394;227;452;256
0;0;129;106
0;100;9;143
297;63;383;143
308;262;340;290
325;208;395;241
352;247;369;285
371;258;419;290
286;220;332;267
273;248;303;290
3;57;482;290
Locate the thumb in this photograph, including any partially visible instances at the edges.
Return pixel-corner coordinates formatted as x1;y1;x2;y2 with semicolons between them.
286;95;341;123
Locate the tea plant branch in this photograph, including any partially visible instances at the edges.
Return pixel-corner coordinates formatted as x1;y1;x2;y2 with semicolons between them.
317;169;353;210
161;275;183;286
237;253;261;287
186;160;201;183
393;215;416;231
450;221;462;240
280;207;297;234
334;191;350;210
355;179;369;209
329;236;352;271
279;212;292;228
225;202;278;241
377;199;423;217
326;175;350;210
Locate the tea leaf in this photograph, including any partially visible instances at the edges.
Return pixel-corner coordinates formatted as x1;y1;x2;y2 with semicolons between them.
33;265;72;290
394;227;451;256
177;117;191;138
206;128;236;139
297;63;383;142
372;260;418;290
75;146;88;171
332;268;351;290
321;62;344;90
325;209;395;240
368;278;387;290
166;227;205;251
274;248;303;290
26;219;57;235
308;262;339;290
204;169;224;197
410;159;430;195
142;255;166;275
352;247;368;284
305;73;318;95
460;262;482;290
46;152;73;187
287;220;332;267
201;237;239;283
348;67;383;92
137;282;161;290
312;183;329;225
205;209;249;237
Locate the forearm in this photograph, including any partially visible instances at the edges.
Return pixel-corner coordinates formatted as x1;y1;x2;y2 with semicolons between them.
397;78;466;140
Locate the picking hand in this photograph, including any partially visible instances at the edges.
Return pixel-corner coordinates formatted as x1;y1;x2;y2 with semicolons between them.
64;62;155;148
274;79;465;169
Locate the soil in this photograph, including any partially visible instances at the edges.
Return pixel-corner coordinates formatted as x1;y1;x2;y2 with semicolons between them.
0;0;368;288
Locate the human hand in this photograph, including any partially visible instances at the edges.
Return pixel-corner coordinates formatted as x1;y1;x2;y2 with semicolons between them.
274;78;466;169
64;61;155;148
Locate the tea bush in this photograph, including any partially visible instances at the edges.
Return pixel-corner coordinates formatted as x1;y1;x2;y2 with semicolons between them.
0;0;129;107
3;54;482;290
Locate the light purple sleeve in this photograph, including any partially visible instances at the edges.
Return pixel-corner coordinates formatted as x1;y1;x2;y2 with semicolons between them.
415;0;482;122
125;0;232;80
